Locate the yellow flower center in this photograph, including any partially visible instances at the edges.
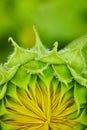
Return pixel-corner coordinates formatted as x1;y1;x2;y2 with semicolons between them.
5;83;78;130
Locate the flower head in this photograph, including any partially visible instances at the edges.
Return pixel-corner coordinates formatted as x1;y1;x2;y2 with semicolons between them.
0;28;87;130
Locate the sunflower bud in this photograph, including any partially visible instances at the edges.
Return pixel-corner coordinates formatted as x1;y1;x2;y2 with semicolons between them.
0;29;87;130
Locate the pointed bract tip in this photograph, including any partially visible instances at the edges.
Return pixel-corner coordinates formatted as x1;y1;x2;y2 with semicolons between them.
33;25;42;45
54;41;58;47
32;26;46;54
53;41;58;51
8;37;19;49
8;37;13;43
33;25;38;36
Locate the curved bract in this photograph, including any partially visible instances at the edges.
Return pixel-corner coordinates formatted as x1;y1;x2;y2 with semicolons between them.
0;28;87;130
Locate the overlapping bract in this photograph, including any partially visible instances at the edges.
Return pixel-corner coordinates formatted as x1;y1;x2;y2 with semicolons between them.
0;29;87;130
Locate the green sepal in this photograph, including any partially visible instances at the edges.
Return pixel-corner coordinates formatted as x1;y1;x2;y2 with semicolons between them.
0;121;16;130
11;66;30;89
62;86;74;103
66;35;87;49
0;100;7;116
39;66;53;87
6;82;19;102
59;82;74;104
33;26;46;55
28;74;37;98
52;77;59;94
0;65;19;86
24;60;48;74
82;42;87;66
40;42;65;64
77;109;87;126
74;82;87;112
61;82;73;97
59;41;85;72
29;74;37;89
82;68;87;78
53;64;72;84
0;83;7;100
74;124;87;130
68;66;87;87
6;37;38;68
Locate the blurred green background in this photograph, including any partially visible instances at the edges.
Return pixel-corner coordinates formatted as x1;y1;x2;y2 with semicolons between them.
0;0;87;63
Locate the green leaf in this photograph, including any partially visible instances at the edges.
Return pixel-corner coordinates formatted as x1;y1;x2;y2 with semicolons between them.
29;74;37;97
82;67;87;78
33;26;46;55
52;77;59;94
0;121;16;130
74;83;87;105
59;41;85;71
11;66;30;89
0;100;7;116
66;36;87;49
40;42;65;64
24;60;48;74
53;64;72;84
6;37;38;68
74;82;87;113
0;65;19;86
74;124;86;130
68;66;87;87
77;109;87;126
6;82;18;101
59;82;74;104
39;66;53;87
82;42;87;66
0;84;7;100
61;82;73;97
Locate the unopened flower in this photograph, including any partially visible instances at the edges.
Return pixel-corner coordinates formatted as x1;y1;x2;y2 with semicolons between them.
0;28;87;130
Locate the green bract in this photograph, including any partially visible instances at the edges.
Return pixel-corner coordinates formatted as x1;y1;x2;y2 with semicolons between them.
0;28;87;130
